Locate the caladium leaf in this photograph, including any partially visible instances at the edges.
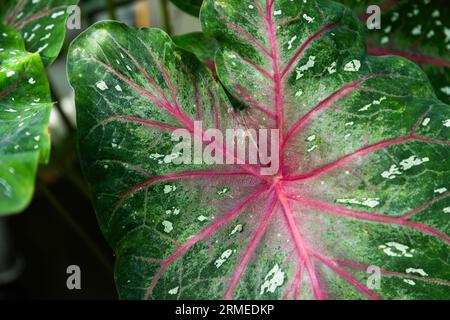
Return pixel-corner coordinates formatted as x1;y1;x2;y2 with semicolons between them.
70;0;450;300
0;25;52;214
1;0;79;66
337;0;450;104
169;0;203;16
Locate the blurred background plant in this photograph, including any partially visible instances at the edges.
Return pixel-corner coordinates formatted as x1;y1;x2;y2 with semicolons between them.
0;0;200;299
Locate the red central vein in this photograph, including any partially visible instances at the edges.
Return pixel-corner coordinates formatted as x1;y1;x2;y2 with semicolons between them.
220;17;271;57
14;5;66;30
236;84;277;119
337;258;450;287
94;55;270;180
224;193;278;299
401;192;450;219
265;0;285;175
6;0;25;26
282;74;385;151
291;197;450;244
93;58;193;129
281;24;337;79
275;185;325;300
368;48;450;68
109;36;176;113
114;170;255;213
0;80;19;99
311;251;381;300
144;185;269;299
283;135;449;182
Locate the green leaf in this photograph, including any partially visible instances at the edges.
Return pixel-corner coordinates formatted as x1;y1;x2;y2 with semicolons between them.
337;0;450;103
169;0;203;16
1;0;79;66
0;25;52;215
172;32;218;70
70;0;450;300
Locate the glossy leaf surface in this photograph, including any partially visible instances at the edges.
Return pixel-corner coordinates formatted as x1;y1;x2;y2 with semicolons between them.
70;0;450;300
338;0;450;103
1;0;79;66
0;25;51;214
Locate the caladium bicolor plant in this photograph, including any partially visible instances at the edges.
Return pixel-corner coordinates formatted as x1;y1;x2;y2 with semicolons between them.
69;0;450;300
170;0;450;105
0;0;77;215
1;0;79;66
337;0;450;104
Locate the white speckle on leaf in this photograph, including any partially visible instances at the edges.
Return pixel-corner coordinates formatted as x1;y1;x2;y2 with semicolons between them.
51;11;65;19
96;80;108;91
327;62;337;74
164;185;177;194
336;198;381;208
217;187;229;195
400;155;429;171
162;220;173;233
197;215;209;222
435;187;447;194
381;164;401;180
379;242;415;257
443;119;450;127
230;224;243;235
411;25;422;35
287;36;297;50
441;87;450;96
215;249;233;268
443;207;450;213
403;279;416;286
406;268;428;277
37;43;48;53
296;56;315;79
422;118;430;126
260;264;285;295
168;287;179;295
344;59;361;72
302;14;315;24
28;77;36;85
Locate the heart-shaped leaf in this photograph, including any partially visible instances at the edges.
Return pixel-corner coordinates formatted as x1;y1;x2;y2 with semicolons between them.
337;0;450;104
69;0;450;300
1;0;79;66
0;25;52;214
169;0;203;16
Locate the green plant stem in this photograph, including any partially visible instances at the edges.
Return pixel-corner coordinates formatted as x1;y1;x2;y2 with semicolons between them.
159;0;172;35
107;0;117;20
38;179;113;274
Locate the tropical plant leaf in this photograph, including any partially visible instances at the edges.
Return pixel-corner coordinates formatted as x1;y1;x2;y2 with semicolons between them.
0;25;52;215
169;0;203;16
173;32;218;71
70;0;450;300
1;0;79;66
337;0;450;104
